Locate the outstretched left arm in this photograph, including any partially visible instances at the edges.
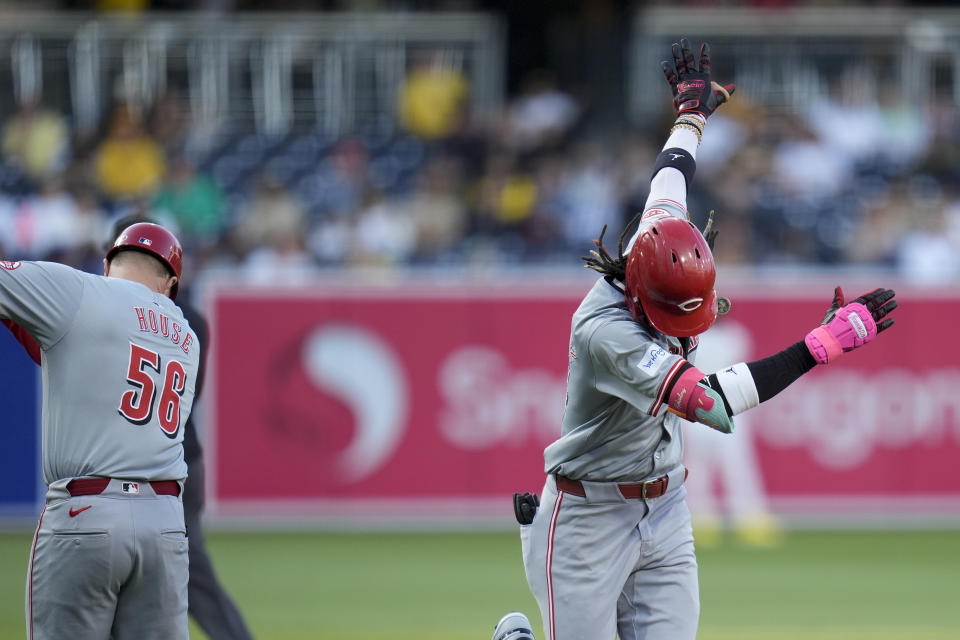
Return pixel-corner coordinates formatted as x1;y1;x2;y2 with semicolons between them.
667;287;898;434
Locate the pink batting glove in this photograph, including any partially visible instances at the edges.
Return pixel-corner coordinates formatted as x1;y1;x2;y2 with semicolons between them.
804;302;876;364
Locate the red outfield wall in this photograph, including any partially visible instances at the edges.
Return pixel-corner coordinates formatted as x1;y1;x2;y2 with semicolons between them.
208;279;960;525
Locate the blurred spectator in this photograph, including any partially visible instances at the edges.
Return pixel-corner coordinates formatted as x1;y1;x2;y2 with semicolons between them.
58;185;111;272
398;51;469;141
502;70;580;155
1;100;69;184
877;84;929;171
349;190;416;266
95;0;148;12
407;155;468;260
770;114;851;199
94;104;166;201
554;141;620;249
308;213;352;265
297;137;369;223
804;69;886;167
153;155;225;244
9;176;83;260
845;178;914;265
150;89;192;157
895;176;960;284
233;174;316;283
472;153;539;236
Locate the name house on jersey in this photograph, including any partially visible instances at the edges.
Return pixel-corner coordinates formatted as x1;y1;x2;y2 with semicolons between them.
133;307;194;354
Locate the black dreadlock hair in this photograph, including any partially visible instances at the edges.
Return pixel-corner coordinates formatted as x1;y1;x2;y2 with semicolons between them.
581;211;645;289
582;209;718;285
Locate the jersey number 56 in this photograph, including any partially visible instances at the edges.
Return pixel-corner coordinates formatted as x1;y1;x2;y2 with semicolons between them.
118;342;188;438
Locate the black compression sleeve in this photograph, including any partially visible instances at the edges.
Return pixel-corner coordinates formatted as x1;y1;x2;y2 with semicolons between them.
746;340;817;404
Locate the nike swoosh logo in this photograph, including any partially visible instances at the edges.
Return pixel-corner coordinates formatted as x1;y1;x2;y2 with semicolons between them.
69;505;92;517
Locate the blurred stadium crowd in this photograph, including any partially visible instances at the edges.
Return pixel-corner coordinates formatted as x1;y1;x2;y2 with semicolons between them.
1;3;959;287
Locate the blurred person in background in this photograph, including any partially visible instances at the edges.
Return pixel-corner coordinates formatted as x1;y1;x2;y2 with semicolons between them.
683;321;782;547
502;69;580;155
95;104;166;202
804;69;886;171
349;189;417;266
770;114;852;201
9;175;83;261
51;184;112;273
844;177;914;266
153;155;225;246
398;49;470;142
1;99;69;186
150;89;192;157
894;175;960;284
406;154;469;262
234;173;317;283
469;152;539;249
554;140;621;251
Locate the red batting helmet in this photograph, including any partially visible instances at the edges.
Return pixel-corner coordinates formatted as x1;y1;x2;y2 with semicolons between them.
624;214;717;337
106;222;183;300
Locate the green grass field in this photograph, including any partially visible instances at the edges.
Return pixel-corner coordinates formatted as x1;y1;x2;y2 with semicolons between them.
1;529;958;639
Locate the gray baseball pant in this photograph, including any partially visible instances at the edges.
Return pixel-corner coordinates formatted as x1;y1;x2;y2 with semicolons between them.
521;466;699;640
27;478;188;640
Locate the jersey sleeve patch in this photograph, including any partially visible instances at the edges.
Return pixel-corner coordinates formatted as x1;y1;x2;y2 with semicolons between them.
636;344;670;377
0;261;22;270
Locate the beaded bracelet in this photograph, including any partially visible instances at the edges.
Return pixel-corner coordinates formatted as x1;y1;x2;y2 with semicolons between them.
675;116;704;134
670;121;703;144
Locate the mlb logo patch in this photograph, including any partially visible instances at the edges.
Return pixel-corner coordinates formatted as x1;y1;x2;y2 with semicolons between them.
138;237;153;247
121;482;140;495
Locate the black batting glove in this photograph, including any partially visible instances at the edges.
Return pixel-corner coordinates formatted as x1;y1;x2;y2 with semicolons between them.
852;288;897;333
661;38;735;119
821;286;897;332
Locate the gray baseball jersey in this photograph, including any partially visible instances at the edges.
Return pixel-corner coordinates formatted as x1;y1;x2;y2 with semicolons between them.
0;260;198;483
544;276;697;482
0;259;198;640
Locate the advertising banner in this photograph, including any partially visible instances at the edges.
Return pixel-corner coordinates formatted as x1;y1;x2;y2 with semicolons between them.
210;281;960;524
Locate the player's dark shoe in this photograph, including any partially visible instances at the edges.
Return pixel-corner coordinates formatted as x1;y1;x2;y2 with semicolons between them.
492;611;535;640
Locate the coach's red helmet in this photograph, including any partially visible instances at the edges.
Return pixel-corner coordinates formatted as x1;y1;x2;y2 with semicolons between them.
106;222;184;300
624;214;717;337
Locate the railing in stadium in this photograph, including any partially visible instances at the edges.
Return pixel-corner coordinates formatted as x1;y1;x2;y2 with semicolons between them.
0;11;505;138
630;6;960;121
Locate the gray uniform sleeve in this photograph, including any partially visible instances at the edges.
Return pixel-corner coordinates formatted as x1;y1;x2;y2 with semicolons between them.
0;261;84;349
588;320;688;417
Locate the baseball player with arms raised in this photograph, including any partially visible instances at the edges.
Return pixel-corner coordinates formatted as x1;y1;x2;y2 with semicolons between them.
503;39;898;640
0;222;199;639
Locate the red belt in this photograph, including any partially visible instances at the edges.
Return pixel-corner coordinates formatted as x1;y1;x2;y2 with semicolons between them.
556;470;686;500
66;478;181;498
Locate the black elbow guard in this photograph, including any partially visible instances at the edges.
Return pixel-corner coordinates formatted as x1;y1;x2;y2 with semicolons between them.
651;147;696;186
